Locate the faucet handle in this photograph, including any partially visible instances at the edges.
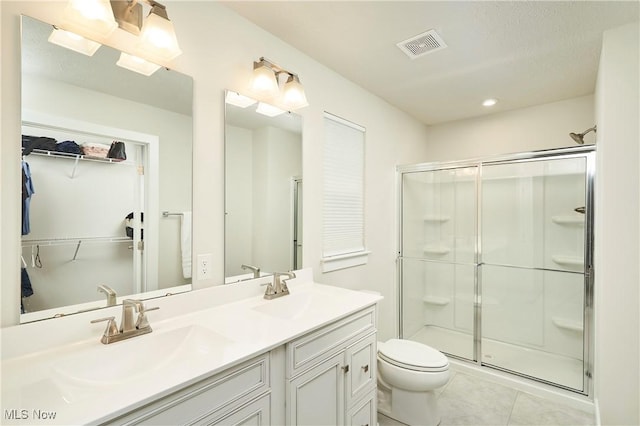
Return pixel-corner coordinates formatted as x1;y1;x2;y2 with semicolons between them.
135;306;159;329
91;316;119;343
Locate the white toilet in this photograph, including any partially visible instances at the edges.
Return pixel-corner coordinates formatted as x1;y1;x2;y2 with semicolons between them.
377;339;450;426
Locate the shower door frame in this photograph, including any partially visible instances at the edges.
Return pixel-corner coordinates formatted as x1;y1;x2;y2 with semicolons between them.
396;145;596;396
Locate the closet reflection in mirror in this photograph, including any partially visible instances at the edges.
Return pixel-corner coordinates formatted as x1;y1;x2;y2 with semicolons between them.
224;91;303;283
19;16;193;322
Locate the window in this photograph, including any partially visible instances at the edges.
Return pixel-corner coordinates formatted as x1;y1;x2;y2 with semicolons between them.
322;112;370;272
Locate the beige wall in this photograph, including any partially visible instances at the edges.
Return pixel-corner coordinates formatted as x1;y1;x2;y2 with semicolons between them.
594;21;640;426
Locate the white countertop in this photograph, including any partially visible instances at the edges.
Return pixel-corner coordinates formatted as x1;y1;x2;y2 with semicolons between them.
0;274;381;425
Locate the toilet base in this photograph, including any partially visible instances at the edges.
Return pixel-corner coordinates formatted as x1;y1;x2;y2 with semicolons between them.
378;385;440;426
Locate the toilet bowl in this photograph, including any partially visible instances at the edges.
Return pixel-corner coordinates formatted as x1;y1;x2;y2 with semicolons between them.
377;339;450;426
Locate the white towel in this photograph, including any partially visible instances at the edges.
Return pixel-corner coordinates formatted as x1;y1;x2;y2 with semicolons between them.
180;212;192;279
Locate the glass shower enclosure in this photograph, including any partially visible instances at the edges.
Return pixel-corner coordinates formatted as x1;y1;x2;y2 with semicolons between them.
397;146;595;394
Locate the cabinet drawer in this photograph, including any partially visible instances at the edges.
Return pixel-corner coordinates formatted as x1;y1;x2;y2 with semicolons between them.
206;393;271;426
287;306;376;378
346;389;377;426
346;333;376;405
111;353;270;425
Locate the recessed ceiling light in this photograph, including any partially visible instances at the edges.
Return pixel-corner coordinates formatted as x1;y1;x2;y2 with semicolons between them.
482;98;498;107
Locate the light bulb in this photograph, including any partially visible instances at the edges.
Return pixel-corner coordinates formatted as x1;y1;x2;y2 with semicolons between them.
482;98;498;107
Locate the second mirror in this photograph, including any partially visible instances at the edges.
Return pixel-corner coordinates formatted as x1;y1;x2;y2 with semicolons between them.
224;92;303;283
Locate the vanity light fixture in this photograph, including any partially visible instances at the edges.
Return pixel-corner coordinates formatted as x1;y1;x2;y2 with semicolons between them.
225;91;258;108
116;52;162;76
48;28;102;56
256;102;287;117
249;57;309;111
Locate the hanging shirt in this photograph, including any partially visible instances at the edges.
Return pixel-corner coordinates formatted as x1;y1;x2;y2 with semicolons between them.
22;161;35;235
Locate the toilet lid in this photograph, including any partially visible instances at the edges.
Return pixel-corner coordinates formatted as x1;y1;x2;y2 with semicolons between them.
378;339;449;372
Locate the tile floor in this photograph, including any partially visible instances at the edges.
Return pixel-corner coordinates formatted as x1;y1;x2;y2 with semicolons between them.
378;371;595;426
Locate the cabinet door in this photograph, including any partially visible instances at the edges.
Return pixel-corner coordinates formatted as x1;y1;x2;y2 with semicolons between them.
345;333;376;406
287;352;345;426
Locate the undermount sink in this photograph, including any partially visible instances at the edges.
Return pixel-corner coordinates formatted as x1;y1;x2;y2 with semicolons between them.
51;325;231;387
251;289;335;320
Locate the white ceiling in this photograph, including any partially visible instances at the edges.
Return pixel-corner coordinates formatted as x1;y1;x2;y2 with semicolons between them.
221;1;639;125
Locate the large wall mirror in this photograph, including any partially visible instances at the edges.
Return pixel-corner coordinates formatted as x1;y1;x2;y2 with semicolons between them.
224;91;303;282
19;16;193;322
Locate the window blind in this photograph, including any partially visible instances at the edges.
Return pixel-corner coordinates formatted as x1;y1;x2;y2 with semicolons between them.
323;113;366;260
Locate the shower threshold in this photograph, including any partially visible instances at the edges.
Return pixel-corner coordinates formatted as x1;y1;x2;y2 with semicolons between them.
409;325;584;392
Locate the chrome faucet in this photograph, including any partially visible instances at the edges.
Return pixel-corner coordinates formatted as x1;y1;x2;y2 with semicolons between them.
241;264;261;279
91;299;159;344
264;272;296;300
97;284;117;307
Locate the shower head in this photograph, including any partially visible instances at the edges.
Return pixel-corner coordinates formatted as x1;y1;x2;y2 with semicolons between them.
569;125;597;145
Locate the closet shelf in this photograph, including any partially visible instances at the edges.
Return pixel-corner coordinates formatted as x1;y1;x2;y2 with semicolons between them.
551;255;584;267
24;148;134;178
423;215;450;222
552;317;584;333
25;148;132;164
422;245;451;255
21;236;132;247
551;215;585;226
422;296;450;306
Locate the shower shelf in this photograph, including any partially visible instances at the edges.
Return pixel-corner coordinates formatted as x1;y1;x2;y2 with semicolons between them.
551;215;585;226
423;215;450;222
422;296;450;306
551;255;584;267
422;245;451;255
552;317;584;333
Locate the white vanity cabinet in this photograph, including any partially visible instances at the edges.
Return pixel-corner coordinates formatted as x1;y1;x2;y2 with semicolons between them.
285;306;378;426
104;353;271;426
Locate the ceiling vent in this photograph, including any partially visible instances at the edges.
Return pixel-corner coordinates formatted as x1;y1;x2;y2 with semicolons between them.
397;30;447;59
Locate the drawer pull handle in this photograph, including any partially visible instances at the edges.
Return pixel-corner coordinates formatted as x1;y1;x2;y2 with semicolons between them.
361;364;369;373
342;365;349;373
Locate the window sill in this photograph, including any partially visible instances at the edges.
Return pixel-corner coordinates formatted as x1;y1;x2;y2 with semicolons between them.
321;251;371;273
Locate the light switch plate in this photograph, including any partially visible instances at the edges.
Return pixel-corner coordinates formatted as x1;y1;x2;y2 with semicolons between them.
197;253;213;280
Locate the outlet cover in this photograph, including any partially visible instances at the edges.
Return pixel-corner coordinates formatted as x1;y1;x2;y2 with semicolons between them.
197;253;213;280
